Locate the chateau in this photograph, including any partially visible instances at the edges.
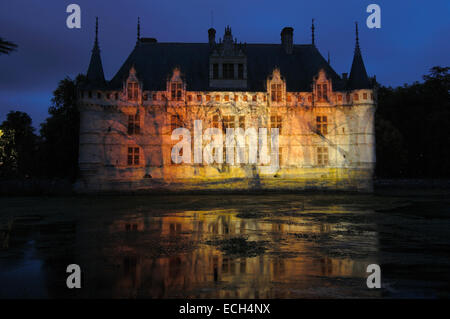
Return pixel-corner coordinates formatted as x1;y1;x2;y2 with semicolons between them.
76;18;376;193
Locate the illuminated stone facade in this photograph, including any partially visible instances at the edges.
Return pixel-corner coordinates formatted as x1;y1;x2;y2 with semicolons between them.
76;23;375;192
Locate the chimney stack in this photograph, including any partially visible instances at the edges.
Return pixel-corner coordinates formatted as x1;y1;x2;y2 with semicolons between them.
281;27;294;54
208;28;216;47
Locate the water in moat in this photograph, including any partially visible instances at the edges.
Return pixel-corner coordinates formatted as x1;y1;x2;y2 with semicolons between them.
1;189;449;298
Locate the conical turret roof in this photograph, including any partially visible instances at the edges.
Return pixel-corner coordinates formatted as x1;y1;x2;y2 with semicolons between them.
347;22;371;90
86;17;106;88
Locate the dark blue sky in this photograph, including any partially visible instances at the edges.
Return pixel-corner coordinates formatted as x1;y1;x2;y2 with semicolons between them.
0;0;449;128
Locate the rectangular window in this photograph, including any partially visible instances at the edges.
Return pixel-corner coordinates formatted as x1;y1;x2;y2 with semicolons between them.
213;64;219;79
317;83;328;101
222;115;235;133
171;83;183;101
128;114;140;135
188;95;192;102
215;95;220;102
239;116;245;129
206;95;211;102
212;115;219;128
223;63;234;79
317;147;329;166
271;84;282;102
278;147;283;166
338;95;342;102
238;64;244;79
127;82;139;101
252;95;257;102
224;95;229;102
152;93;157;101
127;147;140;166
197;94;202;102
270;114;282;133
363;92;368;99
234;95;239;102
171;114;183;131
322;84;328;100
243;95;248;101
316;116;328;135
354;93;359;101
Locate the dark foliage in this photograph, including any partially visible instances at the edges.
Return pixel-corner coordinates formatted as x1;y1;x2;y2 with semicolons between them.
0;111;38;178
376;66;450;178
39;74;86;181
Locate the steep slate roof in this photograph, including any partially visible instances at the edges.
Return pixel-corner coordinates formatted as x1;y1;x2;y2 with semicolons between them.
347;23;371;90
107;41;346;92
86;18;106;89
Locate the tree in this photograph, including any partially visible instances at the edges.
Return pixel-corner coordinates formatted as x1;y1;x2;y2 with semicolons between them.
0;37;17;55
376;66;449;178
0;128;17;177
39;74;86;180
0;111;37;177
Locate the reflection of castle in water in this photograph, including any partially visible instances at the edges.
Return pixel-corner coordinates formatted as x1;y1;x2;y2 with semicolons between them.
74;206;379;298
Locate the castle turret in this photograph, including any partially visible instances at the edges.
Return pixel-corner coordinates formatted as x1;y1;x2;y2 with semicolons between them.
86;17;106;88
347;22;371;89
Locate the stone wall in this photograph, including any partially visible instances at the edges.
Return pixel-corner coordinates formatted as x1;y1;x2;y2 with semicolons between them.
77;83;375;193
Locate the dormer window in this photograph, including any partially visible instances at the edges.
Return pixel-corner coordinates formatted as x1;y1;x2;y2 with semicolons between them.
317;83;328;101
271;84;282;102
171;82;183;101
209;27;247;89
167;68;185;101
127;82;139;101
126;66;140;102
267;69;285;104
314;70;332;102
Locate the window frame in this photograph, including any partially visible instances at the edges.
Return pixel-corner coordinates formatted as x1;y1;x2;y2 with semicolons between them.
128;114;141;135
317;147;329;166
270;114;282;133
127;82;139;101
271;84;282;103
127;146;140;166
171;114;183;132
171;82;183;101
316;116;328;135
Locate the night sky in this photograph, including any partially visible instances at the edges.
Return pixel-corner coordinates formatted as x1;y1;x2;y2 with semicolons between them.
0;0;449;128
